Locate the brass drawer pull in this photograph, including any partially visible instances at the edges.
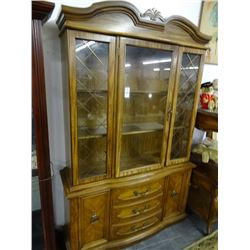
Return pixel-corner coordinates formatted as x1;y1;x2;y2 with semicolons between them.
171;190;178;198
133;187;151;197
116;217;158;236
131;221;149;232
90;213;99;224
132;204;150;215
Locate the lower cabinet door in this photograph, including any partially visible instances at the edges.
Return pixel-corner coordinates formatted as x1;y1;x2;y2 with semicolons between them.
79;192;109;248
163;169;191;219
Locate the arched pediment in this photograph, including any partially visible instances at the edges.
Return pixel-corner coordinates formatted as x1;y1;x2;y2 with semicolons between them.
57;1;211;47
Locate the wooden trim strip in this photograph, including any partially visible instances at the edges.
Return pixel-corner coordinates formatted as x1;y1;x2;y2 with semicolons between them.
60;162;196;198
165;47;184;166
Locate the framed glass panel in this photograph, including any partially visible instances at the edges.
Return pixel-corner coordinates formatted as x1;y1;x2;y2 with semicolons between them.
75;38;109;179
170;53;201;160
119;44;173;172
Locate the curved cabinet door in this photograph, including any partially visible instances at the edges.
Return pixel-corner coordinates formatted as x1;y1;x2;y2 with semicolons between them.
68;30;116;184
166;48;205;166
115;37;178;177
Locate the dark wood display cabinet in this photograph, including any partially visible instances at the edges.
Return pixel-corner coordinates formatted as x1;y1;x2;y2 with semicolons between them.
55;1;211;249
188;109;218;235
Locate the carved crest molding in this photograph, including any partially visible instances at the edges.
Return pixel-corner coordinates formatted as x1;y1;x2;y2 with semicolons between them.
141;8;166;22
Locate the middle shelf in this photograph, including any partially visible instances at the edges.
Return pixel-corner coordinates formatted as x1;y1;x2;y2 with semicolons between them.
77;122;189;139
78;122;164;139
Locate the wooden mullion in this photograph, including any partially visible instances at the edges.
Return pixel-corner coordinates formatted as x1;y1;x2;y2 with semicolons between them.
115;37;126;177
161;46;179;167
166;47;184;166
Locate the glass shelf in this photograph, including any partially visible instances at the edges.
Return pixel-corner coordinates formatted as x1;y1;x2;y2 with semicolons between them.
77;89;107;93
127;90;167;95
78;160;106;179
173;125;189;130
120;152;160;171
122;122;164;135
78;127;107;139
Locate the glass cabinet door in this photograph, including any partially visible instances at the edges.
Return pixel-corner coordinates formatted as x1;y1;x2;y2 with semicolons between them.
167;49;205;165
116;38;177;176
71;32;115;183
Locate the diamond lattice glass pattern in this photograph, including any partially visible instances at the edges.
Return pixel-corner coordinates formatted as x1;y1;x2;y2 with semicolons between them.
120;45;172;171
170;53;201;159
75;39;109;179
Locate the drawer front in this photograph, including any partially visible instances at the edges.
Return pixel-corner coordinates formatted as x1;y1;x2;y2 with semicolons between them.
112;179;164;205
79;192;109;247
188;184;211;220
163;169;191;219
191;171;213;192
112;194;162;224
188;183;218;221
111;212;161;240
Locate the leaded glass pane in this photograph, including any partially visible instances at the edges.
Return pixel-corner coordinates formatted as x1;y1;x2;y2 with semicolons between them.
75;39;108;179
170;53;201;159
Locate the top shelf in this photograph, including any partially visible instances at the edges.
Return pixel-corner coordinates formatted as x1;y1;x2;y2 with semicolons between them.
128;90;166;94
77;89;167;95
77;89;107;93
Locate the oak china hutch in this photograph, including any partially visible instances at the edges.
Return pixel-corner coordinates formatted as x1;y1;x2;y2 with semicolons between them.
56;1;211;249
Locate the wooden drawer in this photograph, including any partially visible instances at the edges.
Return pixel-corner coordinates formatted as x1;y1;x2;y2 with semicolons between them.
112;193;162;224
110;212;161;240
191;170;217;192
79;192;109;248
112;179;164;206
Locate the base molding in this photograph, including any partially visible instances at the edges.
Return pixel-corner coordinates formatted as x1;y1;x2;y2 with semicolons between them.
79;213;187;250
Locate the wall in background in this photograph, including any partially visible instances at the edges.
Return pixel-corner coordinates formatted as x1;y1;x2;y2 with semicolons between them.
41;0;218;226
32;176;41;211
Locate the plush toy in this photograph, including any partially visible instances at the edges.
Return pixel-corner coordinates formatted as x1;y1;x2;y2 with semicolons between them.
212;79;218;111
200;82;216;111
192;137;218;164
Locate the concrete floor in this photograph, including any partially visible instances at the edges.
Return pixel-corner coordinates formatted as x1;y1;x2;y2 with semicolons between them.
124;212;218;250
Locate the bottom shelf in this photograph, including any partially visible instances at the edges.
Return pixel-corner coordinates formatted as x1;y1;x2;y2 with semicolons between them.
120;130;162;171
120;152;160;171
78;159;106;180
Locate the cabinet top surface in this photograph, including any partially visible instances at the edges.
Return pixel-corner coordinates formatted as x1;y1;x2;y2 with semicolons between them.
56;1;211;49
195;109;218;132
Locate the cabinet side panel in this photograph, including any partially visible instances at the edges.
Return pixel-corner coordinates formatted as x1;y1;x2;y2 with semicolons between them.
69;198;79;250
61;31;72;182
